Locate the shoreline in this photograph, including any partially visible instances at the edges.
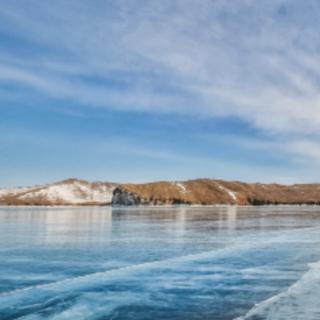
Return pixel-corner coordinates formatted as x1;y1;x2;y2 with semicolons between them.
1;204;320;208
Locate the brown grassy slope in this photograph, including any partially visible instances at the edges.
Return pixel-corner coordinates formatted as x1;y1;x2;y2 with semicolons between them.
116;179;320;205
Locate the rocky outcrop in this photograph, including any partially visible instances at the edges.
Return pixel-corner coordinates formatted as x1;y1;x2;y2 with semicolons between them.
112;187;141;206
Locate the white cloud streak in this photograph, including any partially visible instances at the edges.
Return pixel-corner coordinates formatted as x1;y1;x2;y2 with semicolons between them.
1;0;320;167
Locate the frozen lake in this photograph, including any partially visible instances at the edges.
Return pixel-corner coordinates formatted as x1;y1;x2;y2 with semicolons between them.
1;206;320;319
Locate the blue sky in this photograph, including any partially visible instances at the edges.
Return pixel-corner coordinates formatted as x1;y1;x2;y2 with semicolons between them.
1;0;320;187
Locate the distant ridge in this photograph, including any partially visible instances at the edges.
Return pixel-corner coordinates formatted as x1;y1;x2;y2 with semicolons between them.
1;178;320;206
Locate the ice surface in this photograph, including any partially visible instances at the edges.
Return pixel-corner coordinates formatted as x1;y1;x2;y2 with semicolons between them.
1;206;320;319
237;260;320;320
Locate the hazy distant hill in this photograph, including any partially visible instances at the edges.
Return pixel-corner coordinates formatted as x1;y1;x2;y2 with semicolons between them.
2;178;320;206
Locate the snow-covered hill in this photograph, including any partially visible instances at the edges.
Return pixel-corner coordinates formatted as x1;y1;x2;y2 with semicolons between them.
0;179;117;205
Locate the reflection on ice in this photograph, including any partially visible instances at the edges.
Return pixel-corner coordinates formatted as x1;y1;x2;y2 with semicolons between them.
41;207;113;245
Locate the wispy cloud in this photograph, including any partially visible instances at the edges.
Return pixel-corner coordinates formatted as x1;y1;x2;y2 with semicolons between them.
1;0;320;184
1;0;320;135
